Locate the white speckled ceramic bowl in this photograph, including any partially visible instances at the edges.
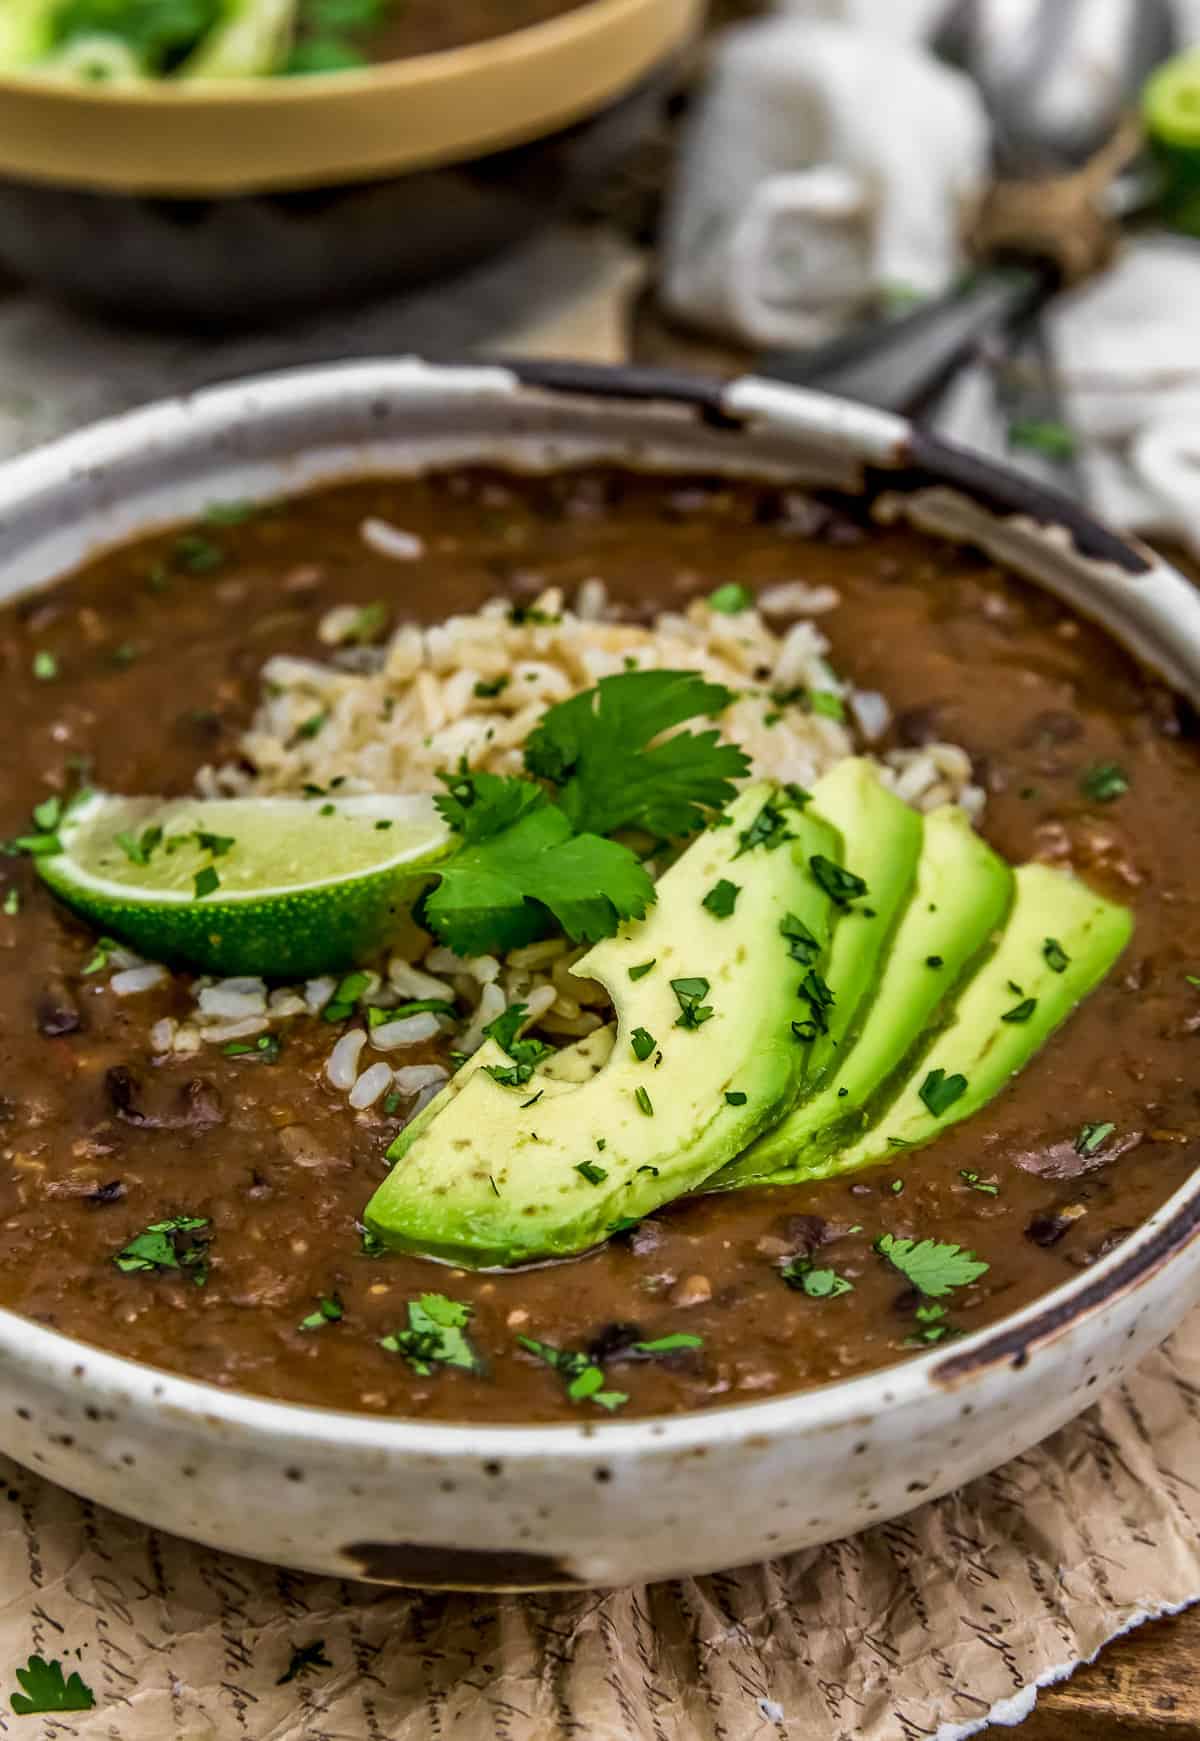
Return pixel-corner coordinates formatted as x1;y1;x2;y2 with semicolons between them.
2;359;1199;1590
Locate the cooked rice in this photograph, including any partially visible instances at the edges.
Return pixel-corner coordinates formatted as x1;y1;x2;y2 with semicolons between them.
173;579;987;1098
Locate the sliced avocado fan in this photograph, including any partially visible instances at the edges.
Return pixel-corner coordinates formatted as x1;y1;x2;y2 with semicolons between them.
712;802;1014;1189
363;783;838;1267
833;862;1132;1175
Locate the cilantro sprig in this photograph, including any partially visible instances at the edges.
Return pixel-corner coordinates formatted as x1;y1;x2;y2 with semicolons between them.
523;669;749;839
379;1293;482;1376
422;671;753;955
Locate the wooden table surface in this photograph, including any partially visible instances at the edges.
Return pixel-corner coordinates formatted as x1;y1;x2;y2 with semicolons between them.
1013;1603;1200;1738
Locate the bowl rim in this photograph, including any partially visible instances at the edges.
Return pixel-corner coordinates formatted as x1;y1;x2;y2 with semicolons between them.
0;0;698;194
1;354;1198;1466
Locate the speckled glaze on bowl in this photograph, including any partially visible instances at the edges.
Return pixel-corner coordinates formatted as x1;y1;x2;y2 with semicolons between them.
1;359;1199;1591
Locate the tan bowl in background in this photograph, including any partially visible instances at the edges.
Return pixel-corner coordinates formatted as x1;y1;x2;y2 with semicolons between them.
0;0;701;195
0;0;701;325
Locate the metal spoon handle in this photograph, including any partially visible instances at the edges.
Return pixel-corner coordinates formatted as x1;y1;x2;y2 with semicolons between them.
756;265;1051;418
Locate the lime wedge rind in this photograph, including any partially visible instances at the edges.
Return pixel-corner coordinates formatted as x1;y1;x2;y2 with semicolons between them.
36;791;453;979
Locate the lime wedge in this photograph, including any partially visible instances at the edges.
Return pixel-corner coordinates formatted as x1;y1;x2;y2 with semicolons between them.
1145;51;1200;235
36;791;453;978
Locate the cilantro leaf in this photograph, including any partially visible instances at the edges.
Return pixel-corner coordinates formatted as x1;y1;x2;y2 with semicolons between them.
482;1003;553;1087
782;1259;853;1298
10;1655;95;1715
523;670;749;838
875;1233;988;1298
433;767;546;843
114;1216;211;1286
424;797;653;956
517;1335;628;1411
379;1293;482;1376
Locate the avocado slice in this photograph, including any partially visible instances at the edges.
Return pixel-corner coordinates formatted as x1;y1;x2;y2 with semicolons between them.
363;783;838;1267
382;1023;616;1170
828;862;1132;1176
712;805;1013;1188
711;758;923;1189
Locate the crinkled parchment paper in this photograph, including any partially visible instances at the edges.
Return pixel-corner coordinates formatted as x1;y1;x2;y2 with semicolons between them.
1;1326;1198;1739
0;227;1197;1738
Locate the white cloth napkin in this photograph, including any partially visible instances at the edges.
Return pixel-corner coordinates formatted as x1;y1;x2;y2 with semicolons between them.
659;17;990;349
660;0;1200;556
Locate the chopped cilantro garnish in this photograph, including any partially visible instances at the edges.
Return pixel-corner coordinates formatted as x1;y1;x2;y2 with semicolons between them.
346;601;389;644
370;998;455;1023
82;935;119;975
2;888;18;916
223;1033;282;1062
360;1227;386;1257
702;878;740;919
32;796;62;832
1188;975;1200;990
634;1086;654;1117
575;1160;607;1186
707;583;752;614
725;1090;747;1106
735;797;794;857
9;1655;95;1716
295;711;328;741
174;532;223;573
797;968;836;1034
1044;938;1070;973
906;1301;957;1346
473;675;510;699
1075;1120;1116;1158
919;1068;967;1117
1002;997;1037;1024
782;1259;853;1298
629;960;656;981
32;650;58;682
960;1171;999;1196
481;1003;553;1087
875;1232;988;1297
523;669;748;839
630;1027;657;1062
298;1294;343;1331
890;1176;906;1189
671;977;714;1029
809;854;868;906
517;1335;628;1411
322;971;372;1023
196;830;234;857
378;1294;482;1376
116;824;163;866
633;1333;703;1353
192;866;220;899
114;1215;211;1286
808;690;846;722
1080;761;1129;803
606;1215;641;1236
780;911;821;966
